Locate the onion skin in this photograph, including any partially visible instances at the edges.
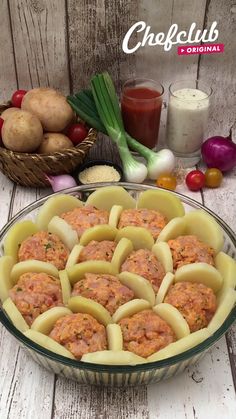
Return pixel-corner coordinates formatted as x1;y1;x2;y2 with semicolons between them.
201;136;236;172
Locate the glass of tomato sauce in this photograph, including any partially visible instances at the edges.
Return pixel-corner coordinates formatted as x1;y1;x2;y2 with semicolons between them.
121;78;164;149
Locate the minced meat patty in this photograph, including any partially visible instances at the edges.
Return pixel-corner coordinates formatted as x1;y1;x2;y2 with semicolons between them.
118;208;167;240
18;231;69;270
168;235;215;271
49;313;107;359
121;249;165;293
164;281;217;332
60;205;109;238
71;273;134;315
78;240;117;263
9;272;63;325
118;309;175;358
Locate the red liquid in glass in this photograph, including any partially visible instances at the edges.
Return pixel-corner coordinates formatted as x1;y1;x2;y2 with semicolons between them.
121;87;163;149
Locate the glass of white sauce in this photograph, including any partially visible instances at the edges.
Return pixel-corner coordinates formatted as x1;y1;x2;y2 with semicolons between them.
166;80;212;167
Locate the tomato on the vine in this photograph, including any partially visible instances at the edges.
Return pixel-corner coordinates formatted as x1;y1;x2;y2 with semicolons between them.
205;168;223;188
156;173;177;191
67;123;89;145
11;89;27;108
185;170;205;191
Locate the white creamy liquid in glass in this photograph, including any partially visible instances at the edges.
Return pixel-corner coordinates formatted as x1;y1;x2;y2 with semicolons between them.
166;88;209;154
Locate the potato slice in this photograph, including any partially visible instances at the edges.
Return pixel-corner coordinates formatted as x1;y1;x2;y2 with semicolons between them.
4;220;39;263
207;288;236;335
106;324;123;351
118;272;155;306
215;252;236;302
59;270;71;304
111;238;133;272
66;261;118;285
36;194;83;230
137;190;185;220
157;217;186;242
48;216;78;250
0;256;14;303
31;306;72;335
153;303;190;339
152;242;173;273
155;272;175;305
85;186;136;210
81;350;146;365
147;328;210;362
79;225;118;246
174;262;223;293
109;205;123;228
68;296;113;326
11;260;59;284
112;299;151;323
65;244;84;269
2;298;29;332
183;210;224;253
24;330;75;359
115;227;154;250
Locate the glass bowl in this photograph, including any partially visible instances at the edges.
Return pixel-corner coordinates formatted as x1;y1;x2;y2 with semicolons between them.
0;182;235;386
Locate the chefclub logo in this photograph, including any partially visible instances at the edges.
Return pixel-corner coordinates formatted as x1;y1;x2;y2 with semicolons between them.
122;21;224;56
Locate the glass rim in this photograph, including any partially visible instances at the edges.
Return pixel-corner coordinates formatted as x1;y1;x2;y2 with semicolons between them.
122;77;164;101
169;79;213;101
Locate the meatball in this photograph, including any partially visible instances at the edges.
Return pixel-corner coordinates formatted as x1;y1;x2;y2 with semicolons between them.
9;272;63;325
49;313;107;359
164;281;217;332
168;235;215;271
18;231;69;270
71;273;134;315
118;309;175;358
78;240;117;263
121;249;165;292
118;208;167;240
61;205;109;238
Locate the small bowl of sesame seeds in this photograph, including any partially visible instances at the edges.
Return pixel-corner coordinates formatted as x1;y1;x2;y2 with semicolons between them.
75;159;124;185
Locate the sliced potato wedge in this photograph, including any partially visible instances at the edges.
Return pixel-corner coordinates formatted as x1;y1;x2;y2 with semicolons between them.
112;299;151;323
115;226;154;250
111;237;133;272
66;261;118;285
2;297;29;332
68;296;113;326
109;205;123;228
4;220;39;263
137;190;185;220
59;270;71;304
147;328;210;362
215;252;236;302
152;242;173;273
65;244;84;269
174;262;223;293
11;260;59;284
207;288;236;334
36;194;83;230
24;330;75;359
118;271;155;306
155;272;175;305
81;350;146;365
79;225;118;246
48;216;78;250
31;306;72;335
85;186;136;210
106;324;123;351
183;210;224;253
153;303;190;339
0;255;14;303
157;217;186;242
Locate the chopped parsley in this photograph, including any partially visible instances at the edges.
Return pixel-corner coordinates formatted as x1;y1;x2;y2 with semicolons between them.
45;243;53;251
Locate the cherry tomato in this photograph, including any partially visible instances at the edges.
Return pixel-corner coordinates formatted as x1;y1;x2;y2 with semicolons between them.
67;123;89;145
11;89;27;108
156;173;177;191
205;168;223;188
185;170;205;191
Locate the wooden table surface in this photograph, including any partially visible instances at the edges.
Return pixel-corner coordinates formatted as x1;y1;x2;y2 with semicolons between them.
0;137;235;419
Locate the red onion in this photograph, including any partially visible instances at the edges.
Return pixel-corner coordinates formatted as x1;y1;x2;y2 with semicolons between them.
45;174;77;192
201;136;236;172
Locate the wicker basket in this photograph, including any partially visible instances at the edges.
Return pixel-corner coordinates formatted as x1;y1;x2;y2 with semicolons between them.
0;103;97;187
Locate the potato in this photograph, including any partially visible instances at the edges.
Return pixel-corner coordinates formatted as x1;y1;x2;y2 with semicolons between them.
2;110;43;152
118;272;155;306
1;107;20;120
111;237;133;272
68;296;112;326
136;190;185;220
81;350;146;365
155;272;175;305
31;306;72;335
48;216;78;250
153;303;190;339
115;226;154;250
79;225;118;246
152;242;173;273
174;262;223;293
106;324;123;351
11;260;59;284
4;220;39;263
38;133;73;154
0;256;14;303
85;186;136;210
112;299;151;323
66;261;117;285
24;330;75;359
3;297;29;332
21;87;74;132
